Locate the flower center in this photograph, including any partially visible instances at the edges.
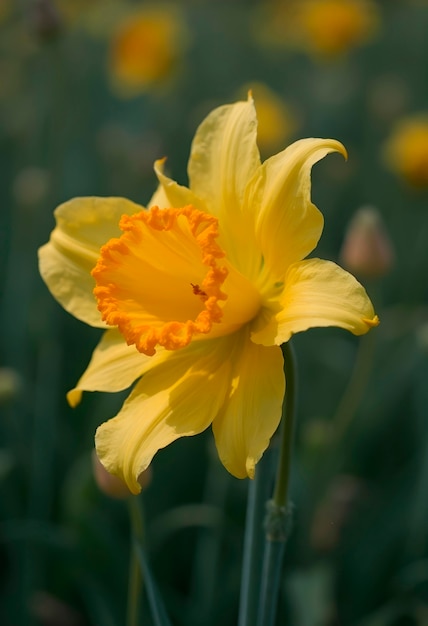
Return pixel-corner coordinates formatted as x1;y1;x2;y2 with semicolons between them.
92;205;229;356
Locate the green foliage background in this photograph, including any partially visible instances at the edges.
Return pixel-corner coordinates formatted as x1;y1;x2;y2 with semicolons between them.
1;1;428;624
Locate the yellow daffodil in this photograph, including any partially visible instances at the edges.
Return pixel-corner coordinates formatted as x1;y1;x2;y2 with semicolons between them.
302;0;378;58
383;114;428;187
39;96;379;494
270;0;379;59
108;5;185;97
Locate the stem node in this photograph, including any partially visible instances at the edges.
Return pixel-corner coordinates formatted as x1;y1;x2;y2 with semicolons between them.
264;499;293;543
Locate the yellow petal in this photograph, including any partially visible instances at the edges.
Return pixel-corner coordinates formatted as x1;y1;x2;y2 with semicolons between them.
188;96;262;278
149;158;207;211
67;328;169;408
246;138;347;282
188;96;260;216
188;97;260;212
212;330;285;479
38;196;143;327
251;258;379;346
147;179;170;210
95;337;232;494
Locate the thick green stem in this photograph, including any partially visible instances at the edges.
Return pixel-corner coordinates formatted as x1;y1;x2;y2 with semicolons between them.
257;538;286;626
127;547;141;626
257;341;297;626
238;449;275;626
273;342;298;508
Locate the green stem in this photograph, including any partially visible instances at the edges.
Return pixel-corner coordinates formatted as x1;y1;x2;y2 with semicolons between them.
257;538;286;626
127;496;145;626
257;341;297;626
127;547;141;626
238;448;275;626
273;342;298;508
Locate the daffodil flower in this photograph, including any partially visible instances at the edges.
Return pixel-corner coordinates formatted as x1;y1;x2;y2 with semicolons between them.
291;0;379;59
108;5;186;97
39;96;379;494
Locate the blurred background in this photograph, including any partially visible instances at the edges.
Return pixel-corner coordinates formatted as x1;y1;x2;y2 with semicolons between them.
1;0;428;624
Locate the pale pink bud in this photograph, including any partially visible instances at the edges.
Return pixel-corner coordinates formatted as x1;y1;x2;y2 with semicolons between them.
340;206;394;278
92;450;152;499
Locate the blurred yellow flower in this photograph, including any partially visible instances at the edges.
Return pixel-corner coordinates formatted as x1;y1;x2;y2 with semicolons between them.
108;5;185;97
383;114;428;187
240;84;298;155
39;97;378;494
281;0;379;59
299;0;379;58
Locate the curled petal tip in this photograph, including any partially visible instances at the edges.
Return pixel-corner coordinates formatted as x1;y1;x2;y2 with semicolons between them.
338;141;348;161
67;388;82;408
153;158;168;187
154;156;167;170
364;314;380;329
328;139;347;161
